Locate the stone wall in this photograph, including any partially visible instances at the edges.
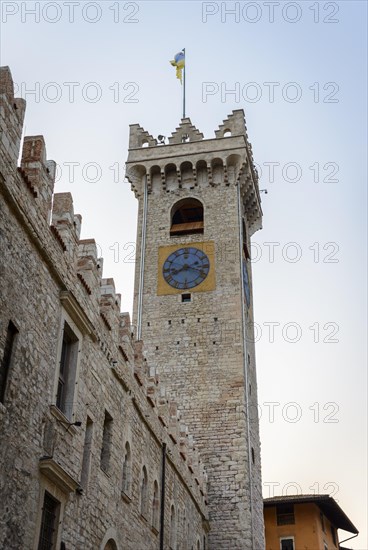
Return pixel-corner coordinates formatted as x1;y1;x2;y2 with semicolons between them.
0;66;208;550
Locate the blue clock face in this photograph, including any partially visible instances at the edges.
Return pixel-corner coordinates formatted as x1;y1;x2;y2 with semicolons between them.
163;247;210;290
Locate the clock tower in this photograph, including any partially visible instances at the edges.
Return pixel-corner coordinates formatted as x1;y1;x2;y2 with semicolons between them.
126;110;265;549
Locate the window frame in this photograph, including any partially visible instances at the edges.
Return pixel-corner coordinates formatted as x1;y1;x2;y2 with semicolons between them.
34;480;67;550
0;320;19;404
37;491;60;550
140;465;148;518
280;536;295;550
122;441;132;498
170;198;204;236
152;479;160;531
100;410;113;475
80;416;94;489
276;503;295;526
53;310;82;421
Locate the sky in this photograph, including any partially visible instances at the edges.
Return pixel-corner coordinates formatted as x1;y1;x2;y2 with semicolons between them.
1;0;367;547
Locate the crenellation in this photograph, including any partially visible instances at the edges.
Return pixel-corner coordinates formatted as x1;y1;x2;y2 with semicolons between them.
146;365;159;407
52;192;80;264
215;109;248;138
132;339;148;389
99;280;124;355
0;67;26;166
157;386;170;427
168;401;180;443
168;118;204;144
128;123;157;149
21;136;56;222
77;238;102;305
119;312;135;367
126;112;263;234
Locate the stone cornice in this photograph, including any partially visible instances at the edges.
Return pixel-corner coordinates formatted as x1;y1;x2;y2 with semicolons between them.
60;290;97;341
39;457;80;494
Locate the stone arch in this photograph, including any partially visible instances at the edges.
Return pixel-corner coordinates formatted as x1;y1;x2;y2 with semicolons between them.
211;158;224;185
99;528;120;550
226;154;242;184
170;198;204;236
165;163;178;191
196;160;208;187
126;164;146;195
150;165;161;194
180;161;193;189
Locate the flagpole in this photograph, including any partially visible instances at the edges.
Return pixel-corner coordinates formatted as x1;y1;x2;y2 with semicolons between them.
182;48;186;119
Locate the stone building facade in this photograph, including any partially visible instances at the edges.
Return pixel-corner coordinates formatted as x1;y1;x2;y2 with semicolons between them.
126;113;265;548
0;66;209;550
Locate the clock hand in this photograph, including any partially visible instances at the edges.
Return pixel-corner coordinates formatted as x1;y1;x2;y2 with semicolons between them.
187;266;206;273
172;264;190;274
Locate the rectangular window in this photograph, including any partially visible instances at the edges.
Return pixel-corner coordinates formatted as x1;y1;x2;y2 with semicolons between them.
100;411;113;474
276;504;295;525
80;417;93;489
56;321;79;418
37;491;60;550
280;538;294;550
0;320;18;403
181;293;191;303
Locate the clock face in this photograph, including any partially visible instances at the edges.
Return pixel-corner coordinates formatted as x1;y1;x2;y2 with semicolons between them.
243;262;251;308
163;247;210;290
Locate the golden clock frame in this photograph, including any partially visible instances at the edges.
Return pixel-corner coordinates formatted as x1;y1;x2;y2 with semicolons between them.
157;241;216;296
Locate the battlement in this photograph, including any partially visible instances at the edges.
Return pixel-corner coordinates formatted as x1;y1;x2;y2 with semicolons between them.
126;110;262;233
0;66;26;169
0;65;208;506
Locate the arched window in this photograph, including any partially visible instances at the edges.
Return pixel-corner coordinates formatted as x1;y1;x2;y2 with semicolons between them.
152;480;160;530
122;442;131;496
170;198;204;236
104;540;118;550
170;504;176;549
140;466;148;517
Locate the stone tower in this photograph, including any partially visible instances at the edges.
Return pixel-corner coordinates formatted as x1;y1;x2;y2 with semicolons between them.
126;110;265;549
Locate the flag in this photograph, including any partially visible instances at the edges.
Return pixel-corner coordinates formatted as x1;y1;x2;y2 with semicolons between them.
170;50;185;84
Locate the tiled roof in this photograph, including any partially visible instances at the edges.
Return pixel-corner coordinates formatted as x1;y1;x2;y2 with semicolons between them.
263;494;358;534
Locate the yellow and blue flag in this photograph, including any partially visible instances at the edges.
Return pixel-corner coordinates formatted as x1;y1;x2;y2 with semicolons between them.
170;50;185;84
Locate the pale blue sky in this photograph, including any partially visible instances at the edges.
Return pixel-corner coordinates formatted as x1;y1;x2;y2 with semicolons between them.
1;1;367;547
